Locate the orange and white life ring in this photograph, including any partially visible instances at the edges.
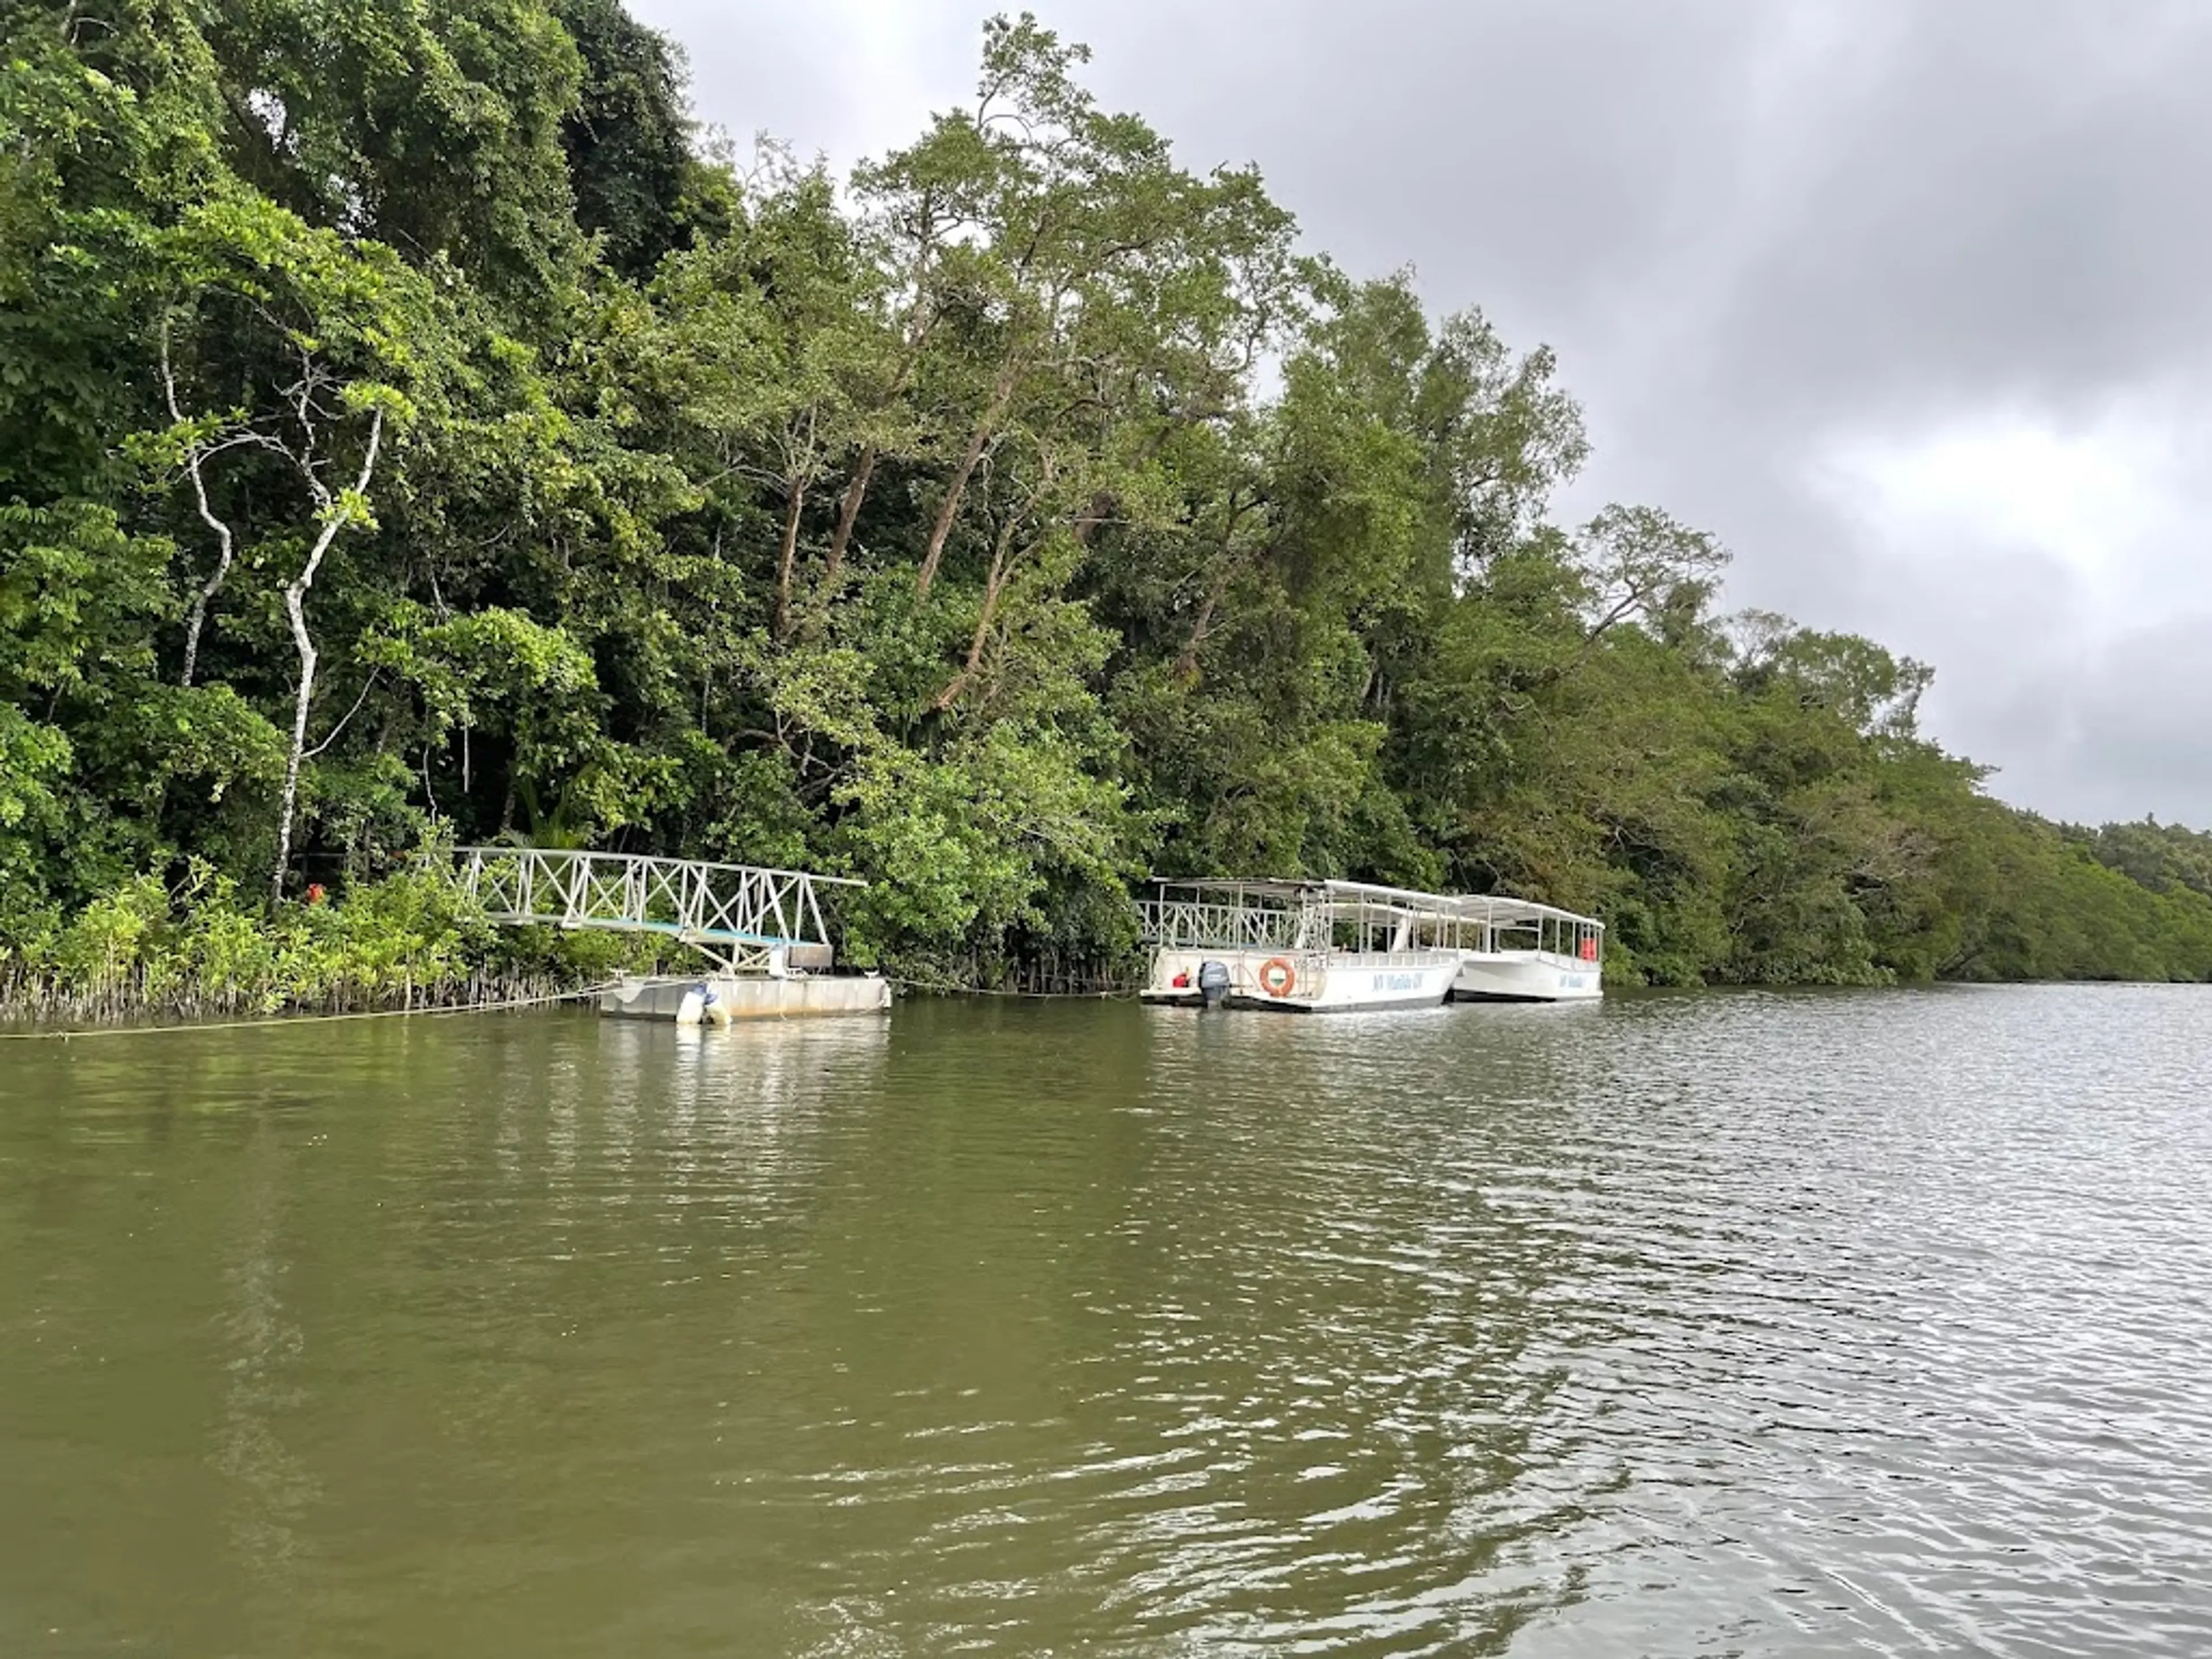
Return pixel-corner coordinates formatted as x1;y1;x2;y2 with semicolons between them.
1258;957;1296;997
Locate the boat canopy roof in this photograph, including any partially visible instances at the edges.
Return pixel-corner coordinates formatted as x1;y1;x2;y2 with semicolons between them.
1148;876;1602;933
1152;876;1454;911
1452;893;1604;932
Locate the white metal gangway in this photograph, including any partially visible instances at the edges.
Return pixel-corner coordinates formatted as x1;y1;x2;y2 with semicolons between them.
449;846;862;973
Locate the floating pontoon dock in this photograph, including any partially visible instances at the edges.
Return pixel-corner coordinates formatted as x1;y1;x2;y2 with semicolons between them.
452;847;890;1021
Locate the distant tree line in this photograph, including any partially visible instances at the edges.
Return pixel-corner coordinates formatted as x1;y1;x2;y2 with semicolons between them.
4;0;2210;1001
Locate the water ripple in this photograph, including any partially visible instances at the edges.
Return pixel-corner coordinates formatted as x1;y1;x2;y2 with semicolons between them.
3;989;2211;1655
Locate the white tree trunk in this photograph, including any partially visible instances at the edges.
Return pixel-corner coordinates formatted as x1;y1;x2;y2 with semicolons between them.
161;320;237;690
272;620;317;905
271;408;383;906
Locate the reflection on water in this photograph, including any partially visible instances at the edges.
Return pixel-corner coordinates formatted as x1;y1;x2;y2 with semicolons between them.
1;989;2210;1656
215;1122;317;1612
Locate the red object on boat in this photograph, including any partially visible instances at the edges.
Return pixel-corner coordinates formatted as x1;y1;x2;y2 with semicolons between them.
1172;970;1191;988
1578;936;1597;961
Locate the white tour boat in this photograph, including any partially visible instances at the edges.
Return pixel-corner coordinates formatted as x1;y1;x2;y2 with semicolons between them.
1447;895;1604;1003
1139;878;1463;1013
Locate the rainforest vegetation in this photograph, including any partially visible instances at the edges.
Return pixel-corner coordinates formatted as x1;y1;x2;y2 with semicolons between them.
5;0;2211;1010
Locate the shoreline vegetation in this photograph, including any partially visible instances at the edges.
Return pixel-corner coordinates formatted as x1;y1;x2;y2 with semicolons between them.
0;866;635;1025
7;2;2212;1024
1;966;591;1029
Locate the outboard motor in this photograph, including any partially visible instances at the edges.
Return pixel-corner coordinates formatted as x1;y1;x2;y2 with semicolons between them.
1196;959;1232;1010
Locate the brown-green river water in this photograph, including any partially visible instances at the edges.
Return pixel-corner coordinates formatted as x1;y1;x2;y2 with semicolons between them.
3;987;2210;1656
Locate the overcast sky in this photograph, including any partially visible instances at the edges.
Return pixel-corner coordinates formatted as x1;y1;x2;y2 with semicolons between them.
634;0;2212;827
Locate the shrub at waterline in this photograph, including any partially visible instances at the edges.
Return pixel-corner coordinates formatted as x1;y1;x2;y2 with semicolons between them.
0;863;652;1022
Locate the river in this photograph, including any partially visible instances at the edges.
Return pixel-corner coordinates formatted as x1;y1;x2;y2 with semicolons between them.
2;986;2209;1656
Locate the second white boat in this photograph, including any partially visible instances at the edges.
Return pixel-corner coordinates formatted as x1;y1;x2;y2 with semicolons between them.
1448;896;1604;1003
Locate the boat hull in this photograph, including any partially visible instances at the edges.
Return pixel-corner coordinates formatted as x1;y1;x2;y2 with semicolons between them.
1450;953;1602;1004
1143;948;1457;1012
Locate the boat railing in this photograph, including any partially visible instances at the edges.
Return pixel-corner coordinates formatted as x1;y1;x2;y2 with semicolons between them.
1143;888;1601;966
1139;898;1305;951
1465;943;1601;963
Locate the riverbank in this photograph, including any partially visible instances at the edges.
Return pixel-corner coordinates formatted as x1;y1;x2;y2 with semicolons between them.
0;966;607;1028
13;873;2211;1031
0;868;635;1028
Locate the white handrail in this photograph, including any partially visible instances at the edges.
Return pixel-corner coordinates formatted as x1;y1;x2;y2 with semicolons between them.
448;846;858;959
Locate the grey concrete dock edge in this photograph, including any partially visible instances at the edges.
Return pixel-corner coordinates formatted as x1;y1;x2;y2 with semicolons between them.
599;974;893;1020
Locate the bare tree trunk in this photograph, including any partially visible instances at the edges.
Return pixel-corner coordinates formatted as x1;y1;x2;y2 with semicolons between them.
272;408;383;906
1174;503;1264;683
915;425;994;600
930;453;1065;712
933;513;1041;714
274;601;320;906
773;477;806;639
1071;490;1115;547
162;320;236;690
180;544;230;690
915;369;1020;599
934;565;1005;713
816;267;940;603
822;448;876;591
1174;562;1237;683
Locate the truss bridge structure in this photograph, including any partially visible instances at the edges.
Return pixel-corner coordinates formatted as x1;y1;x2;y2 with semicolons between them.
450;846;861;974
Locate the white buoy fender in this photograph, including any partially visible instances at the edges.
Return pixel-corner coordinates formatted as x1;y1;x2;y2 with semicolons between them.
675;986;707;1027
702;984;732;1029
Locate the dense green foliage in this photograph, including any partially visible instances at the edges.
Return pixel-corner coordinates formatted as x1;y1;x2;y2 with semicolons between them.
5;0;2209;994
0;861;647;1019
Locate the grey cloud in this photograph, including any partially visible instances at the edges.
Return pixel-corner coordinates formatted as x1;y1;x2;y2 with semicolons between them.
635;0;2212;825
1991;615;2212;825
1719;1;2212;419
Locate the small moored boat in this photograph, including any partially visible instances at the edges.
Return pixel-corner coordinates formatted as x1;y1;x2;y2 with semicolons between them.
1139;878;1461;1013
1447;896;1604;1003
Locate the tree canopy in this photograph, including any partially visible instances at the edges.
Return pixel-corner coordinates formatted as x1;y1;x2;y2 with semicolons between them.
5;0;2209;989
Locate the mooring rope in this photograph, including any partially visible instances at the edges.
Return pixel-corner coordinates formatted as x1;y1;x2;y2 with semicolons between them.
0;980;623;1043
